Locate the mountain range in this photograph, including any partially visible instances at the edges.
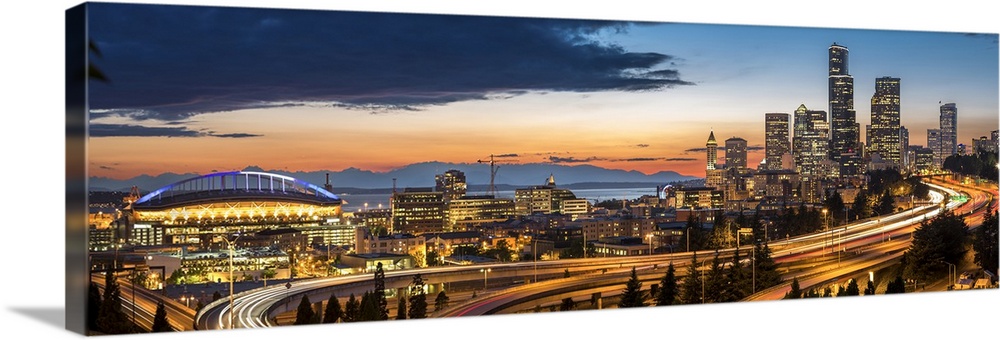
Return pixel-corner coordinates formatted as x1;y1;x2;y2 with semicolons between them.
88;162;700;192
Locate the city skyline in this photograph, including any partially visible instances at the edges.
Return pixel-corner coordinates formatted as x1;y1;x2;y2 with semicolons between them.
86;3;998;182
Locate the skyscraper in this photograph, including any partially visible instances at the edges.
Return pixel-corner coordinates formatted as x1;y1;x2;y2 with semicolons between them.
435;169;467;201
792;104;830;178
869;77;902;168
829;43;860;177
725;136;748;170
900;126;909;169
765;113;791;170
928;128;943;168
939;103;958;162
706;130;718;171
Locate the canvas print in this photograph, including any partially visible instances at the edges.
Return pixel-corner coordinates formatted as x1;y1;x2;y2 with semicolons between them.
67;1;999;336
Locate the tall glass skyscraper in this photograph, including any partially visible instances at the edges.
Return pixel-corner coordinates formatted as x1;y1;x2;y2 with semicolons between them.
829;43;860;177
870;77;902;167
939;103;958;163
765;113;790;170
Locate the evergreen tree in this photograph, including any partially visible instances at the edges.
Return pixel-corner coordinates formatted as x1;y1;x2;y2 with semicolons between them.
396;297;407;320
705;251;725;303
722;248;748;302
343;293;360;322
822;286;833;297
885;276;906;294
903;211;969;285
803;288;820;298
373;263;389;320
682;252;703;304
294;295;315;325
655;263;678;306
434;291;450;312
852;190;873;220
96;269;131;334
322;294;342;324
753;241;781;291
618;267;646;308
212;291;222;302
559;298;575;311
87;282;102;331
358;291;382;322
877;190;896;216
864;280;876;295
824;191;846;225
973;208;999;274
842;279;860;296
195;300;204;311
151;301;172;332
408;274;428;319
785;277;801;299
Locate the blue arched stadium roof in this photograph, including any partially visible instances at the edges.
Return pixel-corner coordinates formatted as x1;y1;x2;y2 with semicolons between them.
133;171;341;208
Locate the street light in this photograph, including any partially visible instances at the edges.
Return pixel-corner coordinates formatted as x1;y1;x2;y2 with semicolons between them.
942;261;956;290
480;268;491;290
533;235;538;283
221;234;242;330
646;234;654;255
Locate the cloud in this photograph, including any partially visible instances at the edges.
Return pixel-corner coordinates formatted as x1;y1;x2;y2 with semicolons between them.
635;144;650;148
211;133;264;138
685;147;708;153
747;145;765;152
548;156;604;163
90;123;263;138
665;157;697;161
494;153;520;158
86;3;693;120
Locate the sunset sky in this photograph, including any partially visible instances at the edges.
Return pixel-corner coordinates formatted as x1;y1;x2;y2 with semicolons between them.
85;2;999;181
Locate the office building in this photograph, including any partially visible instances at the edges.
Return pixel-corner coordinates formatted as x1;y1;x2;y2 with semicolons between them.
829;43;861;177
435;169;467;202
725;136;748;171
869;77;902;168
939;103;958;162
764;113;791;170
928;129;943;168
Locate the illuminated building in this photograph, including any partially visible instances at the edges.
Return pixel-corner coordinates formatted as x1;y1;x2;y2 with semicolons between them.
569;217;657;244
446;195;515;231
973;134;999;154
928;129;943;168
674;186;724;210
391;188;446;235
869;76;902;168
354;226;426;266
939;103;958;162
765;113;791;170
514;174;578;215
900;126;910;169
792;104;832;179
707;130;718;171
725;136;748;171
752;170;800;203
829;43;861;178
435;169;467;202
129;171;343;249
913;146;935;172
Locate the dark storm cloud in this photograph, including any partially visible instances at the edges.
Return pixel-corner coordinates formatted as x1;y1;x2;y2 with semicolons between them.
86;3;692;120
90;124;263;138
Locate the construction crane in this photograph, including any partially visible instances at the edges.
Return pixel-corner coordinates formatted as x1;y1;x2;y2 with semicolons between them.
477;154;517;197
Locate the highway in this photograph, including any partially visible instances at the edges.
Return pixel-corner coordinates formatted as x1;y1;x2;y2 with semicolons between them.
91;274;197;332
176;177;994;327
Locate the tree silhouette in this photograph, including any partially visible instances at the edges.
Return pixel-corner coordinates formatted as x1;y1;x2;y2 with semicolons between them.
434;290;450;312
655;262;678;306
96;269;133;334
841;279;860;296
322;294;342;323
408;274;428;319
374;263;389;320
885;276;906;294
864;280;876;295
785;277;802;299
343;293;360;322
151;301;172;332
973;208;999;274
396;297;407;320
618;267;646;308
559;298;575;311
704;251;725;303
293;295;315;325
682;252;703;304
